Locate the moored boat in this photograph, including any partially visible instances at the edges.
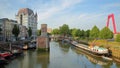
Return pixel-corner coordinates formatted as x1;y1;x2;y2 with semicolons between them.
11;49;23;56
23;45;28;50
71;41;109;56
0;57;9;65
89;46;108;55
102;56;113;61
28;40;36;49
0;49;12;59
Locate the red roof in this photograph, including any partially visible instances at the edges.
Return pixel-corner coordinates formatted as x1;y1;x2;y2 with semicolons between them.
17;8;33;15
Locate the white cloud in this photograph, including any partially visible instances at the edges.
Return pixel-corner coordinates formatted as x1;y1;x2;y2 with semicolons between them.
114;14;120;32
0;0;120;31
78;13;105;22
103;3;120;8
38;7;59;20
39;13;107;30
61;0;81;9
101;3;120;13
20;0;27;3
0;0;16;19
74;13;105;29
78;14;88;19
37;0;82;21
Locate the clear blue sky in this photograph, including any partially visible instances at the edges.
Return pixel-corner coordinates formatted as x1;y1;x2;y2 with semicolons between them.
0;0;120;32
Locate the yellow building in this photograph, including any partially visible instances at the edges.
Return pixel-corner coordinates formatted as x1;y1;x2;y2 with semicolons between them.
47;28;52;33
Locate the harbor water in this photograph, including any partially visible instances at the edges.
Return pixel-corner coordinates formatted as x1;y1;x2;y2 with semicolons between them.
3;41;120;68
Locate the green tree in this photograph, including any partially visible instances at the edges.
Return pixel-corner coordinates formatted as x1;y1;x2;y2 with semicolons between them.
115;34;120;42
76;29;85;39
52;28;59;35
59;24;70;37
69;29;73;36
81;30;85;38
0;27;2;34
71;28;78;38
12;24;20;40
84;30;90;38
76;29;81;37
90;25;100;39
37;30;41;36
28;27;32;37
99;27;113;39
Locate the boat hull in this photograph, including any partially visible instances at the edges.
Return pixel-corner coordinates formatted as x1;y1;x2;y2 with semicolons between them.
71;41;108;56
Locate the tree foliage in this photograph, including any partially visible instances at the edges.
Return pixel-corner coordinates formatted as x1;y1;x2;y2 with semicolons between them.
12;24;20;39
37;30;41;36
59;24;70;36
115;34;120;42
71;28;78;37
76;29;81;37
52;28;59;35
28;27;32;37
81;30;85;38
71;28;90;39
69;29;73;36
90;26;100;39
84;30;90;38
99;27;113;39
0;27;2;34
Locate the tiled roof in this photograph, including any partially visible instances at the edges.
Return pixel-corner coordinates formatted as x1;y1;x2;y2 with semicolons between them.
18;8;33;15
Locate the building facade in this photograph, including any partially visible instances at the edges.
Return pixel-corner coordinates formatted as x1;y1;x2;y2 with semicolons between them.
0;18;18;41
19;24;28;39
0;19;4;41
16;8;37;39
0;18;28;41
47;28;52;34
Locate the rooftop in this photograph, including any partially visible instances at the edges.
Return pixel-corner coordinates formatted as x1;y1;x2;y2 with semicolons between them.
17;8;34;15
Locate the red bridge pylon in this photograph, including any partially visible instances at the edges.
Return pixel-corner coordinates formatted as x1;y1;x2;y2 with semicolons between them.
106;14;119;34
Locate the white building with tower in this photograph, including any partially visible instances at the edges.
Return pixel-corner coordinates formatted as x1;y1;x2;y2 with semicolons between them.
16;8;37;39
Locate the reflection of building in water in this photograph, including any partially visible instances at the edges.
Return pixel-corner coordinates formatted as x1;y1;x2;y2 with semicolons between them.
37;52;50;68
22;51;29;68
21;51;37;68
28;51;37;68
9;51;49;68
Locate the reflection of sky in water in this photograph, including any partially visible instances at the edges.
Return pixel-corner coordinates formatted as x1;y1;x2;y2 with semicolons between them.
5;42;120;68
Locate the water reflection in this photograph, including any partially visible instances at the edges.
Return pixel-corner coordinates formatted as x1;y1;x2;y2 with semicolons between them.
59;42;70;54
5;50;49;68
0;65;5;68
37;51;49;68
4;41;120;68
71;46;115;68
